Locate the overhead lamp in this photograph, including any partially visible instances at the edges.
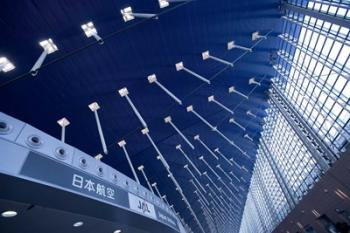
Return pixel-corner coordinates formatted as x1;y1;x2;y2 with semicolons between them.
249;77;261;86
73;221;84;227
227;41;252;52
88;102;108;154
228;86;249;99
176;62;211;84
158;0;190;8
165;116;194;149
252;31;267;41
1;210;17;218
57;117;70;143
202;50;233;67
0;57;15;73
246;110;257;118
137;165;154;194
148;74;182;105
208;95;234;115
81;21;104;44
94;154;103;160
121;6;157;22
30;39;58;76
118;140;140;184
114;230;122;233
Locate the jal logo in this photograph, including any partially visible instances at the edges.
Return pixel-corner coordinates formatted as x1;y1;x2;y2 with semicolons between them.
137;200;151;214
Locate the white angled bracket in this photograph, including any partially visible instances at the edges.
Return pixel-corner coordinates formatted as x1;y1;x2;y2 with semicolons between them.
184;164;207;194
121;6;157;22
176;145;201;175
148;74;182;105
57;117;70;143
202;50;233;67
158;0;191;8
119;87;148;128
0;57;15;72
94;154;103;161
214;148;233;166
188;106;248;156
165;117;194;149
81;21;104;44
227;41;252;52
229;118;246;131
118;140;140;184
249;77;261;86
244;134;254;142
194;135;219;160
246;110;257;118
199;156;221;180
148;74;183;105
228;86;249;99
30;39;58;76
89;102;108;154
142;127;170;170
176;62;211;84
252;31;267;41
208;95;234;115
137;165;154;194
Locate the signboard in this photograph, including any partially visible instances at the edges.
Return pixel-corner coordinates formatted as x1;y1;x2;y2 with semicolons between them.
19;152;179;231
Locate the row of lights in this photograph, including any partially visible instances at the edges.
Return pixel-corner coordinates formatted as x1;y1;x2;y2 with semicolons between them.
1;210;121;233
0;0;190;75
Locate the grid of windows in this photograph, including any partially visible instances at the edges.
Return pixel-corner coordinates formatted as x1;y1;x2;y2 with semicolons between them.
239;1;350;232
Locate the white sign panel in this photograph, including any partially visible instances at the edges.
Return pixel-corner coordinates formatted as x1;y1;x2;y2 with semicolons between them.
128;193;157;219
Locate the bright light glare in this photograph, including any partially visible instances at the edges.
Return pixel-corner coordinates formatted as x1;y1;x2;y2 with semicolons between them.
158;0;170;8
1;211;17;218
39;39;58;54
81;22;97;37
0;57;15;72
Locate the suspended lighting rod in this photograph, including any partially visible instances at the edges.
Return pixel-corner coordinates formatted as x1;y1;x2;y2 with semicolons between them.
176;145;201;176
227;41;252;52
88;102;108;154
194;135;219;160
249;77;261;86
184;164;206;194
141;127;170;170
228;86;248;99
229;118;246;131
94;154;103;161
203;172;221;193
158;0;191;8
57;117;70;143
176;62;211;84
137;165;154;194
0;57;15;72
213;148;233;166
244;134;254;142
208;95;233;115
199;156;220;180
188;106;248;156
165;117;194;149
246;110;257;118
81;21;104;44
148;74;183;105
118;140;140;184
252;31;267;41
121;6;157;22
30;39;58;76
151;182;162;198
118;87;148;128
202;50;233;67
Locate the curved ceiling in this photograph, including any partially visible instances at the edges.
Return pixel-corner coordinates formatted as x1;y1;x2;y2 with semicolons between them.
0;0;282;232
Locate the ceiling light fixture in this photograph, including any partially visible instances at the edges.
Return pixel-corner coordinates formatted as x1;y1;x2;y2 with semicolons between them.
121;6;157;22
176;62;211;84
73;221;84;227
81;22;104;44
1;210;17;218
30;39;58;76
202;50;233;67
114;230;121;233
88;102;108;154
57;117;70;143
252;31;267;41
227;41;252;52
158;0;190;8
0;57;15;73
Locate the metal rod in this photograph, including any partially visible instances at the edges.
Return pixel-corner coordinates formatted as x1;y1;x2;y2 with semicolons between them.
94;110;108;154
